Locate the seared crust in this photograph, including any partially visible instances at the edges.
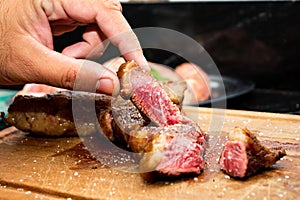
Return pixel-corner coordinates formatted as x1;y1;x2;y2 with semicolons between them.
4;91;112;137
117;60;138;79
117;61;153;99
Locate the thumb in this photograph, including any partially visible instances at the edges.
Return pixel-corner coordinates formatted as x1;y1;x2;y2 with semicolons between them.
71;59;121;95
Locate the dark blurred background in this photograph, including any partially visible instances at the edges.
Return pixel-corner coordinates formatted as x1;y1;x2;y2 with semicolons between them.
122;2;299;90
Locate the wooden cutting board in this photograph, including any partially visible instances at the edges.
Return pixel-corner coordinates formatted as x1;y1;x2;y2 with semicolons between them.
0;107;299;200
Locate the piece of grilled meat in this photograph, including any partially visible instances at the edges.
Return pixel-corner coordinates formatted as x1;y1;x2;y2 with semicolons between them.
219;127;286;178
117;61;183;126
117;61;208;181
2;91;112;137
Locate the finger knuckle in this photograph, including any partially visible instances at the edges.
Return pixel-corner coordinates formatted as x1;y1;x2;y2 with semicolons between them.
102;0;122;12
61;68;77;89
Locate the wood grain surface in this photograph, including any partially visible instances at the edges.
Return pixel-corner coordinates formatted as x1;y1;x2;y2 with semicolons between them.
0;107;299;200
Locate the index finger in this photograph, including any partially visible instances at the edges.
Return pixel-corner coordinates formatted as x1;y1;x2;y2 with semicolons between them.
94;1;149;68
56;0;148;68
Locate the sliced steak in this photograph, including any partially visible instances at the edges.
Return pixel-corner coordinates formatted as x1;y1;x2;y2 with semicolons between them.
219;127;286;178
117;61;182;126
116;61;208;181
134;124;207;181
3;91;112;137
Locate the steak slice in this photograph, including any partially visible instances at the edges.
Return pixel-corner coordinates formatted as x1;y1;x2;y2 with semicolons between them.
117;61;183;126
133;124;207;181
3;91;112;137
219;127;286;178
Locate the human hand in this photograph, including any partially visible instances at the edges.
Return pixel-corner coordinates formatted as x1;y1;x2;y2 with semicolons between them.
0;0;147;95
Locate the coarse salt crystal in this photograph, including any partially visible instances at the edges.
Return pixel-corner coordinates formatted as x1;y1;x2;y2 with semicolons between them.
224;175;230;179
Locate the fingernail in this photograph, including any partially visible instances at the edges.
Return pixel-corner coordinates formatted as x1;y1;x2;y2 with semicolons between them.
137;57;150;71
142;58;151;71
96;78;114;95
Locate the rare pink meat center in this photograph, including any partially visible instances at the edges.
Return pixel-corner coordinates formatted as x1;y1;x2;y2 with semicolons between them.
220;141;248;177
132;83;182;126
156;135;205;175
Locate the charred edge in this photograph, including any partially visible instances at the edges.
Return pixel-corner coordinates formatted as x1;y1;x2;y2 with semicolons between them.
219;127;287;179
117;60;138;78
